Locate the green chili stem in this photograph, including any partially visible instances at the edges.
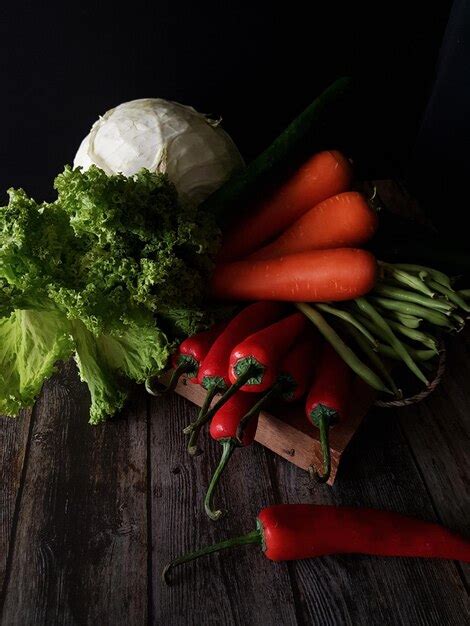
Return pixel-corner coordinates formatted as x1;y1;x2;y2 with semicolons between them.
371;297;453;328
355;298;429;385
296;303;393;394
376;344;437;362
388;263;452;288
235;382;282;443
339;321;401;398
204;439;237;521
374;284;454;313
427;280;470;313
162;528;261;584
186;385;221;454
314;411;332;483
316;302;378;348
146;362;189;397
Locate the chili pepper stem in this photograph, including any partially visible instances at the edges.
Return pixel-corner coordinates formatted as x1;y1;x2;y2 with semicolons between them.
204;439;237;521
235;382;282;443
310;405;337;483
162;528;262;585
185;368;257;454
146;362;189;397
185;385;220;455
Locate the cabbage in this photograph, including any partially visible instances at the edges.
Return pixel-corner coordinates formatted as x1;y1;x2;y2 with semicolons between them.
74;99;244;206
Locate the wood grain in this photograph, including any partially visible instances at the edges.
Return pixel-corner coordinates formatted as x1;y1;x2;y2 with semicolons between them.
272;409;470;625
168;374;375;485
396;330;470;589
0;409;32;593
0;361;149;626
149;392;299;626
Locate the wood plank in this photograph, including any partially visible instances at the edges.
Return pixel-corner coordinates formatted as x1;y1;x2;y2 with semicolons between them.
1;361;149;626
396;330;470;587
272;409;470;625
168;373;375;485
0;409;32;593
149;392;299;626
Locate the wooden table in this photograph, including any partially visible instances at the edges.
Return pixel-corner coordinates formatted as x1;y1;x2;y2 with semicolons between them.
1;327;469;625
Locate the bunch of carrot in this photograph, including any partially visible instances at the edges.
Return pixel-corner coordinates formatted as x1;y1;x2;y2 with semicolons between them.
207;147;469;399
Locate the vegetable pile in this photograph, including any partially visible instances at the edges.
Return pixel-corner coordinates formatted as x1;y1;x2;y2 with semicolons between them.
2;79;470;584
0;166;220;423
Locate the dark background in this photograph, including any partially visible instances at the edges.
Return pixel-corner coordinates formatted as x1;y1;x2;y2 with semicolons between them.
1;1;469;236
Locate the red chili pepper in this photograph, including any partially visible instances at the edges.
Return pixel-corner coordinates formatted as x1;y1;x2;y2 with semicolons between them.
184;302;284;454
305;343;352;483
163;503;470;583
235;330;320;442
204;390;261;521
229;312;308;394
146;322;227;396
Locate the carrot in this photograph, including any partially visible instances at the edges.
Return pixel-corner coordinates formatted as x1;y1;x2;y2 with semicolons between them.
249;192;378;260
210;249;377;302
219;151;353;261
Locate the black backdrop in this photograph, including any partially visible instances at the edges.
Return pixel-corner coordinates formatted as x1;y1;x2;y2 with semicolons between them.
0;1;455;207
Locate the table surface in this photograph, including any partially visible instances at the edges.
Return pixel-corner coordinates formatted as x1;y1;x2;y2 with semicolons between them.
1;181;470;625
1;331;469;625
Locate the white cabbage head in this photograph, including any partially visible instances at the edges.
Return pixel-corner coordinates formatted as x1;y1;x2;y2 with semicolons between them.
74;98;244;205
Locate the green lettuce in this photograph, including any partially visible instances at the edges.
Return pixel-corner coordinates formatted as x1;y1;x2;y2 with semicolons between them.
0;166;220;422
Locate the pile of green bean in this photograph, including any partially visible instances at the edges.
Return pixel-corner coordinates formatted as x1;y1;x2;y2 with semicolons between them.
297;263;470;397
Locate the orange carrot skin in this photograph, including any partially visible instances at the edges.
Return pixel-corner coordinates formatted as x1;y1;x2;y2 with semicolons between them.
250;191;378;260
211;249;377;302
220;150;353;261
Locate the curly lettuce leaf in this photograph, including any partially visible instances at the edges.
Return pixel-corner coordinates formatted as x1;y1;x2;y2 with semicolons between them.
71;315;170;424
0;310;74;415
0;166;221;422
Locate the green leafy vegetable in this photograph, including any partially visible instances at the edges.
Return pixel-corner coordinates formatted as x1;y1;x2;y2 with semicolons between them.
0;166;220;423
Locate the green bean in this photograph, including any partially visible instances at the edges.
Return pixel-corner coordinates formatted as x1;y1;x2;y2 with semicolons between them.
370;297;454;328
374;284;454;313
427;280;470;313
354;311;439;354
384;319;439;353
451;313;466;331
379;263;436;297
295;303;393;394
355;298;429;385
389;263;452;288
459;289;470;299
376;344;437;362
384;312;423;329
339;321;401;398
315;303;378;349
